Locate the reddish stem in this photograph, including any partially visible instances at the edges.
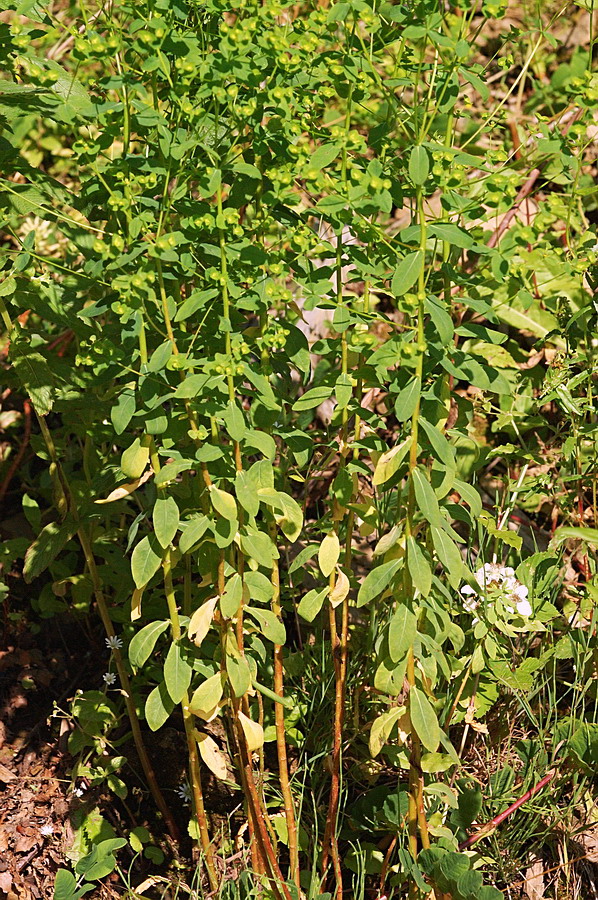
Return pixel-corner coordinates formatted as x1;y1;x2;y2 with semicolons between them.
458;771;555;850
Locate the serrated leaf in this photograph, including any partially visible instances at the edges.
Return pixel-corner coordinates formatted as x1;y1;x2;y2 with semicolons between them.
318;531;340;577
409;685;440;752
391;251;423;297
129;620;169;668
246;607;286;645
131;535;162;589
163;642;192;704
153;496;179;549
188;597;218;646
357;558;403;607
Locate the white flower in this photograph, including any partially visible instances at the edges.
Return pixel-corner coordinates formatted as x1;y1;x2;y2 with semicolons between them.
40;824;54;837
103;672;116;686
176;781;192;804
73;786;84;798
105;635;123;650
461;563;532;618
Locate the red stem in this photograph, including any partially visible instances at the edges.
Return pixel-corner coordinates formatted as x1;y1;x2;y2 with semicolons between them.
458;771;555;850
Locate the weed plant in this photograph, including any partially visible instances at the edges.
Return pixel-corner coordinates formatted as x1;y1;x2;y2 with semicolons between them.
0;0;597;897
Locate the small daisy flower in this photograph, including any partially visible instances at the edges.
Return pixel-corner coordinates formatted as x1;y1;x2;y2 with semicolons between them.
105;635;123;650
40;824;54;837
73;786;85;798
176;780;192;804
103;672;117;686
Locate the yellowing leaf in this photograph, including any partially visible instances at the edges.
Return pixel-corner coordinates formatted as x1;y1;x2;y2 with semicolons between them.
238;710;264;752
372;438;410;487
369;706;406;757
196;732;227;779
189;673;223;720
329;569;350;608
95;468;152;504
188;597;218;647
131;586;144;621
318;531;340;577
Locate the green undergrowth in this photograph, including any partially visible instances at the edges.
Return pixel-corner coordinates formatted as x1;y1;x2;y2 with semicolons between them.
0;0;597;897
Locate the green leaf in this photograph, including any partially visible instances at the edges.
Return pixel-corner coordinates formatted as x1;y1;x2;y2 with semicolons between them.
409;686;440;752
153;496;179;549
174;288;218;322
357;558;403;607
406;537;432;595
297;587;328;622
409;145;429;185
429;222;473;249
129;620;169;668
246;607;286;645
209;485;238;521
12;348;54;415
411;467;442;527
310;142;340;170
189;673;223;719
240;529;279;568
552;525;598;547
121;438;150;479
391;250;423;297
292;385;334;411
163;641;192;704
244;570;275;603
226;650;251;698
236;469;260;517
110;389;136;435
222;401;246;442
179;515;210;554
220;573;243;618
131;535;162;589
145;681;175;731
388;604;417;662
431;526;463;589
373;438;410;486
54;869;77;900
23;518;76;583
245;430;276;460
394;376;421;422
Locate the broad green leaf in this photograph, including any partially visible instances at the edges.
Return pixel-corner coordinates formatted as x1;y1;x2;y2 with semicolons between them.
189;673;223;719
373;438;410;486
391;251;423;297
245;430;276;460
394;376;421;422
110;389;135;435
292;385;334;411
226;650;251;698
222;401;246;442
188;597;218;646
12;348;54;415
409;145;429;185
23;517;76;583
406;537;432;595
145;681;175;731
247;607;286;645
411;467;442;528
552;525;598;547
163;641;192;704
244;570;275;603
309;142;340;170
53;869;77;900
220;573;243;618
374;655;408;695
357;558;403;607
121;438;150;479
388;604;417;662
174;288;218;322
129;620;169;668
297;587;328;622
209;485;237;521
429;222;473;249
409;686;440;752
236;469;260;517
318;531;340;577
153;496;179;549
179;515;210;554
240;530;278;568
431;526;463;589
131;535;162;589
